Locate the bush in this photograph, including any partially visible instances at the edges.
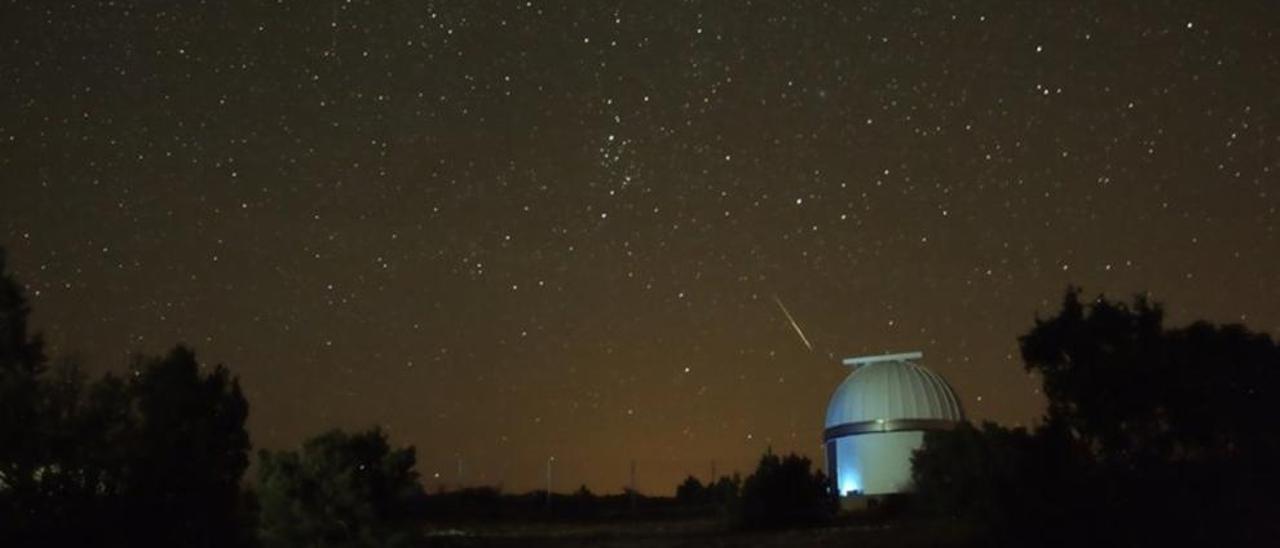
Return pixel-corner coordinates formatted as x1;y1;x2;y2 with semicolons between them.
257;428;422;548
736;449;836;529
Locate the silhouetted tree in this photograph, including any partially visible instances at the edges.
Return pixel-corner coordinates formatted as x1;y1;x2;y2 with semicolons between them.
21;359;136;545
914;422;1010;521
1022;288;1280;469
0;247;49;540
123;346;253;547
675;475;705;504
565;484;599;518
0;247;255;546
709;473;742;506
0;253;125;544
257;427;422;547
912;420;1089;546
736;449;835;529
913;287;1280;547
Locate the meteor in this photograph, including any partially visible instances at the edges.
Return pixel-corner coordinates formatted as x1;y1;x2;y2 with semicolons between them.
772;294;814;351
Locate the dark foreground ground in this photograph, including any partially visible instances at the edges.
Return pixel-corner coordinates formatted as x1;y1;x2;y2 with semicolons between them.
420;517;976;548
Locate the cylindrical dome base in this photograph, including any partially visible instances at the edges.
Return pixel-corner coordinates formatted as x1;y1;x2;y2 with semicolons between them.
826;430;925;496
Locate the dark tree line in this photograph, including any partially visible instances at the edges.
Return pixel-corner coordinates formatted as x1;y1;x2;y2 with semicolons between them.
0;249;254;546
0;247;423;547
913;288;1280;547
675;472;740;508
673;450;834;529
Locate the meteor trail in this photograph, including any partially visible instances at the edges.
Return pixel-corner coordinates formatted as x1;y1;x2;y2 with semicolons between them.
772;294;814;351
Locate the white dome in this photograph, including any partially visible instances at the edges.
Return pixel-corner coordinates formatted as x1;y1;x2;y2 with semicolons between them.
824;358;963;428
823;353;964;495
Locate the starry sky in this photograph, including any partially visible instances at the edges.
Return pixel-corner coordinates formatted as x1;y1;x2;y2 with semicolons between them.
2;1;1278;495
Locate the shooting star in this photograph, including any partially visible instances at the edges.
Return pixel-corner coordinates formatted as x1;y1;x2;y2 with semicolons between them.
773;294;814;351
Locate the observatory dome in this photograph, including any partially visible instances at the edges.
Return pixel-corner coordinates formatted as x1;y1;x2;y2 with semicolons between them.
824;358;963;428
823;352;963;497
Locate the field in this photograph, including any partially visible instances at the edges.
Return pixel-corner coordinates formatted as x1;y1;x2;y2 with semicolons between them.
421;516;976;547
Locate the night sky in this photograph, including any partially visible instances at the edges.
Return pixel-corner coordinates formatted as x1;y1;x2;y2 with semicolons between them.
2;1;1278;495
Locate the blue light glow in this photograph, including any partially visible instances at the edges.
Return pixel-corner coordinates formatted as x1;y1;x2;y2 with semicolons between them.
838;462;862;495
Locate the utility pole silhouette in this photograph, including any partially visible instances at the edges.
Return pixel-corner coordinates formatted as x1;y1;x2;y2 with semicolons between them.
545;456;555;511
629;459;637;511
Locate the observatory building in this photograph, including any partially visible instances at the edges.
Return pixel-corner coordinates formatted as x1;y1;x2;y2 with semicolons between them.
824;351;963;496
